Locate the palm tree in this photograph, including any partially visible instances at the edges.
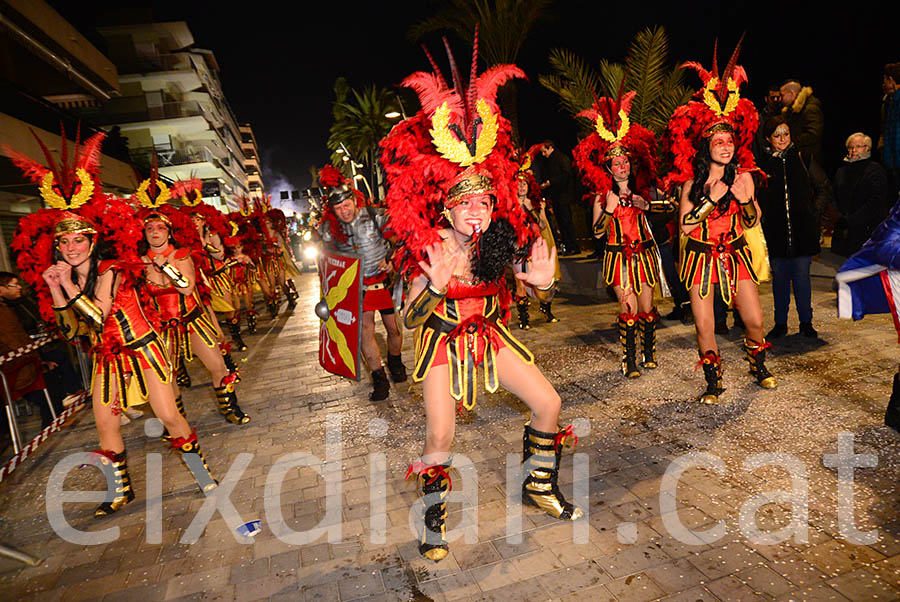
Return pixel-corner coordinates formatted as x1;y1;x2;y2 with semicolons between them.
327;78;400;200
408;0;554;142
538;26;693;137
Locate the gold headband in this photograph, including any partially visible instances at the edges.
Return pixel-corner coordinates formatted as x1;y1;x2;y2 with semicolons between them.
54;217;97;237
703;120;735;138
605;144;629;160
446;173;494;206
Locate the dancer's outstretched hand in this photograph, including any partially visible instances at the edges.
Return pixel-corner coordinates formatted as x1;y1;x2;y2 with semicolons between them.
418;243;458;292
516;237;556;289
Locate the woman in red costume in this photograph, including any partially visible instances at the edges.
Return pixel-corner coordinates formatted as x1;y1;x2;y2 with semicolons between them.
225;221;260;335
134;177;251;426
381;33;582;562
573;91;673;378
513;149;561;329
663;40;777;403
265;205;301;307
8;129;217;517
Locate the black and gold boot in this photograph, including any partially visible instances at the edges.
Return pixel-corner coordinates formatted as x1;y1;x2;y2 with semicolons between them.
638;309;659;369
522;423;583;521
93;449;135;518
387;353;407;383
285;279;298;309
539;301;559;323
516;296;530;330
617;313;641;378
175;358;192;388
885;373;900;433
698;350;725;404
267;296;279;318
215;374;250;424
229;315;248;352
170;430;218;493
743;338;777;389
220;344;241;383
246;310;258;334
408;462;452;562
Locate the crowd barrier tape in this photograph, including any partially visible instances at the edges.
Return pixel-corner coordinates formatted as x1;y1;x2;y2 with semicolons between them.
0;392;88;486
0;334;61;367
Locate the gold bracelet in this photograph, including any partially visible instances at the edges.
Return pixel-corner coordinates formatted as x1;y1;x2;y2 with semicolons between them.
532;279;556;303
70;293;104;331
739;198;758;227
404;283;446;329
682;197;717;226
593;210;613;237
161;261;190;288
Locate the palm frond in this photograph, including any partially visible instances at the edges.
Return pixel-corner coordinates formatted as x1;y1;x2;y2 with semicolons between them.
539;48;602;116
598;60;625;98
624;25;670;128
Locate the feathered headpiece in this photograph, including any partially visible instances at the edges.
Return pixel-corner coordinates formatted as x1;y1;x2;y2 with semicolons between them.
380;26;535;279
7;126;145;322
170;177;232;244
663;35;759;188
173;176;203;207
131;169;203;251
317;165;367;243
515;144;544;210
572;88;659;200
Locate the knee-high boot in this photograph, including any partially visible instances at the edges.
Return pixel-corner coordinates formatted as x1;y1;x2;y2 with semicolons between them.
516;295;530;330
698;350;725;404
93;449;135;518
522;423;583;520
170;430;218;493
214;374;250;424
229;314;248;351
175;356;191;388
220;343;241;383
408;462;451;561
285;279;298;309
246;310;258;334
617;313;641;378
638;309;659;369
743;338;777;389
161;395;188;442
267;295;279;318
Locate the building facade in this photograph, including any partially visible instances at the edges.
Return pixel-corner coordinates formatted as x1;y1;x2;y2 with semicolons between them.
239;123;265;201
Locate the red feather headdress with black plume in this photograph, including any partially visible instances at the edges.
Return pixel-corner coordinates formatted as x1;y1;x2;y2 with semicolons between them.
380;25;535;280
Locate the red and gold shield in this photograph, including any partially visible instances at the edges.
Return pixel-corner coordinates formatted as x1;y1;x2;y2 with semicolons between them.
316;249;363;380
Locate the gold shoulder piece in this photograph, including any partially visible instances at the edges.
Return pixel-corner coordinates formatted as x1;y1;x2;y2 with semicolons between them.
70;293;104;331
593;210;613;237
682;198;717;226
404;284;445;329
161;262;190;288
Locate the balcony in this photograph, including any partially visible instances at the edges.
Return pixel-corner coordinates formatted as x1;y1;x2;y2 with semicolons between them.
115;53;192;75
92;100;205;126
130;144;222;171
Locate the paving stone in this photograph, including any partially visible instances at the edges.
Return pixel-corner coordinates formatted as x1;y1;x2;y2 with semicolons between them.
604;571;667;602
826;567;900;600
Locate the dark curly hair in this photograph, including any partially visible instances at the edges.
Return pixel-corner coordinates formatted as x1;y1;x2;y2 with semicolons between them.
52;233;115;300
472;217;522;283
689;138;737;212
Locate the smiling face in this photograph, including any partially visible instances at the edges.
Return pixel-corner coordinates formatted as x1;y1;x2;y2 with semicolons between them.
448;193;493;237
609;155;631;181
768;123;791;152
57;233;92;267
516;177;529;197
144;219;170;249
709;132;735;165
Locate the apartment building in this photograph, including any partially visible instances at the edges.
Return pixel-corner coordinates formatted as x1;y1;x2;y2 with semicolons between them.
239;123;265;201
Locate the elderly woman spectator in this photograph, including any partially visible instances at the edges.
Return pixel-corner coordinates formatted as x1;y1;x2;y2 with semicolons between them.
758;116;832;339
832;132;891;257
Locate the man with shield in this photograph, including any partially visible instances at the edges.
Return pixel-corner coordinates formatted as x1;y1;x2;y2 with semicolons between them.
317;166;406;401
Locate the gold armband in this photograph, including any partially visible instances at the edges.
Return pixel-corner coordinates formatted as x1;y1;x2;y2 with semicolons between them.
53;301;88;340
593;210;613;237
204;243;221;255
649;199;676;214
161;262;190;288
739;198;758;227
404;284;445;329
70;293;104;332
682;197;717;226
532;280;556;303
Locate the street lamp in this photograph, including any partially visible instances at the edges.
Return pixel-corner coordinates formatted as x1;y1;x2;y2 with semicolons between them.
385;111;401;119
353;173;373;198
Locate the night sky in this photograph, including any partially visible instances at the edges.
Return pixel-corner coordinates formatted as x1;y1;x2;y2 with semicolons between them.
54;1;895;198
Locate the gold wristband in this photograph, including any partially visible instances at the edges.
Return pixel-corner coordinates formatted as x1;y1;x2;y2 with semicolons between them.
682;197;717;226
161;261;190;288
739;198;758;227
404;283;446;329
593;210;613;237
53;304;84;340
649;199;676;214
533;279;556;303
71;293;104;331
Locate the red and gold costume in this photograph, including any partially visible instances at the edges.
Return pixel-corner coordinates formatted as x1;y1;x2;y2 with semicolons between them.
573;91;668;376
381;31;581;562
663;39;776;402
7;127;218;517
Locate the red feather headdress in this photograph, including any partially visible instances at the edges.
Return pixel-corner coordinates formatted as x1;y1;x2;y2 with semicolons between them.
8;126;145;323
572;88;659;201
317;164;367;243
662;35;759;190
380;25;535;280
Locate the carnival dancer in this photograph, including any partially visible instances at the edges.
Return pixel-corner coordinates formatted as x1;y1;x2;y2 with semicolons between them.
252;196;288;317
836;192;900;431
134;175;251;426
381;32;582;562
226;221;260;335
663;39;776;403
317;165;406;401
265;205;301;309
573;91;672;378
514;148;561;329
8;128;217;517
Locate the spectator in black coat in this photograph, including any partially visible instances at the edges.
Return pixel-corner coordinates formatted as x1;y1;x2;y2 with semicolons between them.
832;132;891;258
539;140;580;255
757;117;832;339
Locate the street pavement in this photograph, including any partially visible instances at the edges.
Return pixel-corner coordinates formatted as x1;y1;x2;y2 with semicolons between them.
1;259;900;602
